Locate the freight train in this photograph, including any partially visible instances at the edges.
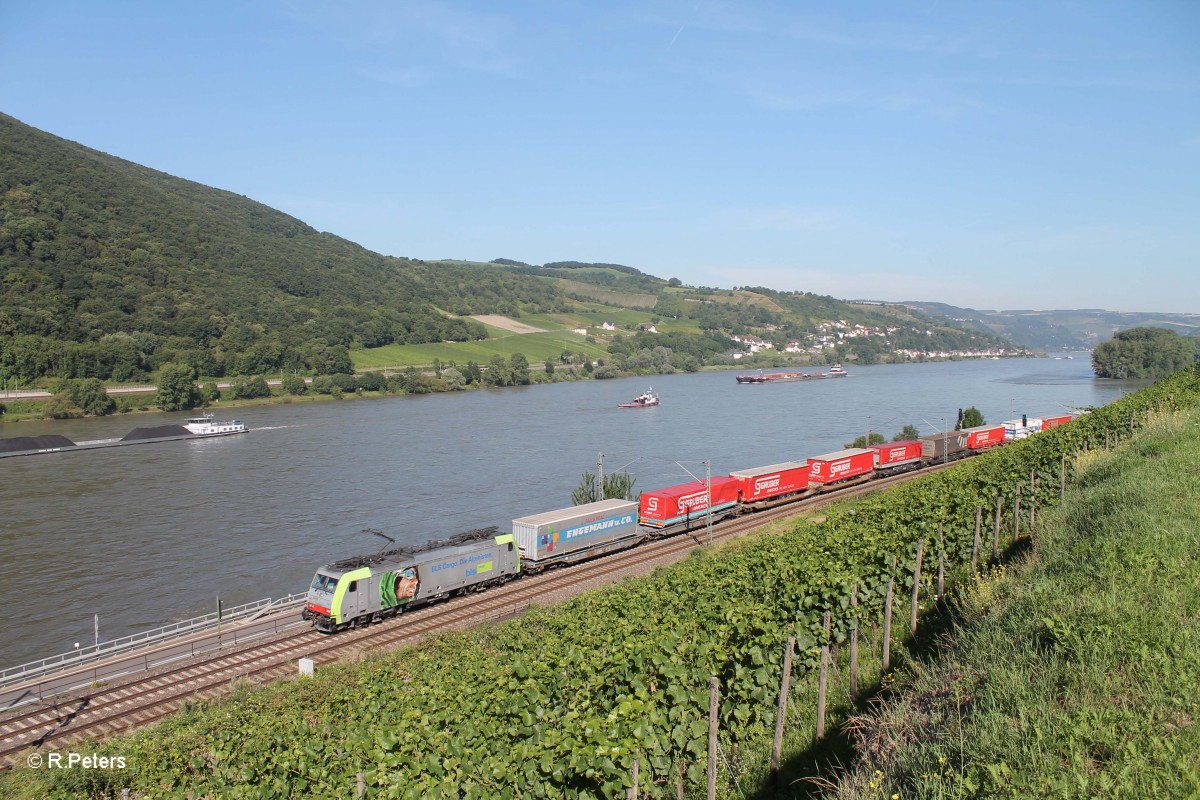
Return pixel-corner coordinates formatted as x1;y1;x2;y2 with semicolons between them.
303;412;1074;632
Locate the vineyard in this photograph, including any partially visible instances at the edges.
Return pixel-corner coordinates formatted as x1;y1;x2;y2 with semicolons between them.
10;366;1200;800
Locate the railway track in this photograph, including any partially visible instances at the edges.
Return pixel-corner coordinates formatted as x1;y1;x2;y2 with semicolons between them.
0;463;948;768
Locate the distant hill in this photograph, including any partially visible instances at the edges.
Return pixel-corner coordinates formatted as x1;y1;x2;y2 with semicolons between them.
0;112;1019;386
902;302;1200;351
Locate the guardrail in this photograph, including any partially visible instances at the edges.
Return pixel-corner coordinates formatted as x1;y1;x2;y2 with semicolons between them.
0;593;307;692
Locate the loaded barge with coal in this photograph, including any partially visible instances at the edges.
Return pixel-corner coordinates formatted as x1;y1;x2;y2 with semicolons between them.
0;413;247;459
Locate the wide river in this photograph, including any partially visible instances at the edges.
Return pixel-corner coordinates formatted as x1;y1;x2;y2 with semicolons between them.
1;356;1132;668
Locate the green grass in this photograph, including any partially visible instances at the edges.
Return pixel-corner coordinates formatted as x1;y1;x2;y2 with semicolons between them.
826;410;1200;799
351;330;610;369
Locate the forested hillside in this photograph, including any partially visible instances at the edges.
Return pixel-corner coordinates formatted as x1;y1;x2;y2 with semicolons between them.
0;113;567;382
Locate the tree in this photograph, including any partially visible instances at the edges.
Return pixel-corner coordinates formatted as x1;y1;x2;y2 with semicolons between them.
543;359;555;377
847;433;886;448
72;378;115;416
956;407;985;429
483;355;511;387
199;382;221;403
156;363;200;411
1092;327;1199;379
441;367;466;391
281;374;307;395
572;470;637;505
509;353;531;385
229;375;271;399
893;424;921;441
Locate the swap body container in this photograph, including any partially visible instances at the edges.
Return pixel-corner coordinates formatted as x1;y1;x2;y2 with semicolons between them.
512;499;638;563
963;424;1007;450
728;461;810;503
921;431;969;461
807;448;875;485
1003;417;1043;441
1041;413;1074;431
869;440;924;468
638;476;741;528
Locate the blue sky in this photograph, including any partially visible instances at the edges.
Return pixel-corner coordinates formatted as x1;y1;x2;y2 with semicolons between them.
2;1;1198;312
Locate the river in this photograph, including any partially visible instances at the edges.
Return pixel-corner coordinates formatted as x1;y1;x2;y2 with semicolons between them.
0;356;1132;668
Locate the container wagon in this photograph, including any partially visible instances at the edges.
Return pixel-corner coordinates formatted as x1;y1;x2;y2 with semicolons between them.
962;423;1007;450
921;431;969;462
869;440;924;471
639;476;741;529
1041;413;1073;431
303;528;520;632
728;461;811;509
512;498;639;572
807;448;875;486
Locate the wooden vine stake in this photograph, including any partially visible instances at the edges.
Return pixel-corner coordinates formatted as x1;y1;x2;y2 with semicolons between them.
356;772;365;799
1013;483;1021;543
910;538;924;637
816;610;831;743
627;755;639;800
1060;453;1067;502
769;637;795;782
936;522;945;601
708;677;719;800
992;494;1002;561
849;584;859;702
882;557;896;675
1030;468;1037;537
971;506;982;572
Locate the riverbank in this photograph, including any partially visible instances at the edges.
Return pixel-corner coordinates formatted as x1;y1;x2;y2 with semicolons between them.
0;354;1045;426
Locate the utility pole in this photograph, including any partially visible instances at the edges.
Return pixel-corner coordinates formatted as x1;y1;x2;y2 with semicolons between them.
866;415;871;447
94;613;99;649
597;451;604;501
705;460;713;545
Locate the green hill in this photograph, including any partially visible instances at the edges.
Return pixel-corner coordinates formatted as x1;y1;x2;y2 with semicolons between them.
0;113;569;382
0;112;1016;386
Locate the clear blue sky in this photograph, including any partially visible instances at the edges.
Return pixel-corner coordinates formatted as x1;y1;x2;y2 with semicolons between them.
3;1;1198;312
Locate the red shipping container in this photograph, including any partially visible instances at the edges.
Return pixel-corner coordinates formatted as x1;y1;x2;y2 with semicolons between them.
807;448;875;484
963;424;1006;449
869;440;924;467
639;476;741;527
1041;414;1073;430
728;461;810;502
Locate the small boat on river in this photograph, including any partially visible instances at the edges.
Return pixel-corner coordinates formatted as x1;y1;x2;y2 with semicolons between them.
618;388;660;408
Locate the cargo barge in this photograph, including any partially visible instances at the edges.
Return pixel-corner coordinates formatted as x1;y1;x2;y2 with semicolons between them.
0;413;247;459
735;365;847;384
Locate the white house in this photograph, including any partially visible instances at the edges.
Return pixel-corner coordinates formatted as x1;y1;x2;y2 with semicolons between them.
602;322;617;331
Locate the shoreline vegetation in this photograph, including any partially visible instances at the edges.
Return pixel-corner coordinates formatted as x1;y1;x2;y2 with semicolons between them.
0;352;1041;426
4;367;1192;799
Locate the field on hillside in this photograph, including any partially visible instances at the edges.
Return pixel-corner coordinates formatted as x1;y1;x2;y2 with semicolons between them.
351;329;610;369
556;279;658;309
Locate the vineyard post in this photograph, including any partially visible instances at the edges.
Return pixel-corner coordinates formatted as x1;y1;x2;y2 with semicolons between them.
1014;483;1021;543
628;755;639;800
770;637;796;781
971;506;982;572
816;610;831;742
910;538;925;637
1106;429;1110;450
677;762;685;800
708;677;719;800
1130;413;1135;433
882;557;896;675
993;494;1002;561
936;521;945;601
356;772;365;799
1061;454;1066;501
849;584;859;701
1030;469;1037;536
